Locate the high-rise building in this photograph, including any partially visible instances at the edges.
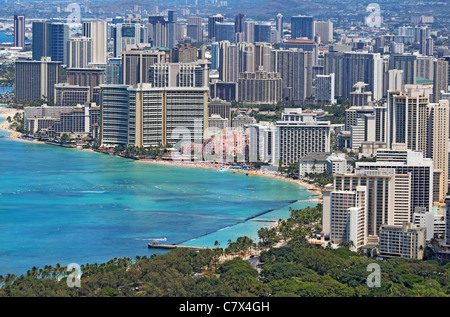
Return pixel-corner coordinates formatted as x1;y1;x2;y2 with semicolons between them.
127;84;208;148
187;17;202;42
427;100;449;200
276;119;331;165
122;49;166;85
357;147;434;216
67;67;105;101
313;21;333;44
235;13;245;33
54;83;90;106
32;22;69;65
208;14;224;41
291;15;314;40
210;42;220;70
167;10;178;49
419;27;428;56
244;19;255;43
238;71;283;104
238;42;255;73
328;185;368;250
172;43;198;63
148;15;167;48
105;58;123;85
314;73;336;104
329;169;412;240
324;51;383;100
386;91;429;153
433;59;449;103
83;21;108;64
113;23;145;57
68;37;92;68
275;13;283;42
379;223;426;259
350;82;372;107
254;23;271;43
100;84;130;146
148;61;209;88
215;22;235;43
14;14;26;48
208;98;232;122
416;55;434;80
389;54;417;85
270;49;313;103
15;57;62;103
249;122;277;164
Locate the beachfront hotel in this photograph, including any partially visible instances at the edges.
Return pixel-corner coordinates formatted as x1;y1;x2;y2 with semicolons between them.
275;120;331;166
100;84;130;147
127;84;209;148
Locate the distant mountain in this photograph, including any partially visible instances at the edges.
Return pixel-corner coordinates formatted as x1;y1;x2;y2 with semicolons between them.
226;0;338;20
87;0;166;15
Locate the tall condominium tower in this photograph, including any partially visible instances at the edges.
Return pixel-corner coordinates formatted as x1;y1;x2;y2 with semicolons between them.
314;21;333;44
357;148;434;215
100;84;130;147
215;22;235;43
238;71;283;104
167;10;178;49
433;59;449;103
112;23;145;57
324;51;383;100
208;14;224;41
15;57;62;103
427;100;449;201
270;49;313;103
67;37;92;68
127;84;208;148
291;15;314;40
148;15;167;48
122;49;166;85
254;23;271;43
275;13;283;42
82;21;108;64
32;22;69;65
235;13;245;33
14;14;26;48
387;91;429;153
276;120;331;165
187;17;203;42
244;19;255;43
389;54;417;85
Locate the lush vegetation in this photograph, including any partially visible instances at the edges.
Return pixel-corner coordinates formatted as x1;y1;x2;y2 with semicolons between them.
1;205;448;297
0;64;14;86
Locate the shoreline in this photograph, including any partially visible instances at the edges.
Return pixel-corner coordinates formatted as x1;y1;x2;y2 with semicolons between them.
0;106;46;144
0;105;322;250
136;159;323;201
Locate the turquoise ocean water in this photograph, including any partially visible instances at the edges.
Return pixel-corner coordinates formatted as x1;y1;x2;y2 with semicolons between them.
0;118;316;276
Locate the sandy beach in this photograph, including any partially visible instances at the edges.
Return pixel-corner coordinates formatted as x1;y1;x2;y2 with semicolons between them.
0;104;323;201
0;106;46;144
136;159;323;201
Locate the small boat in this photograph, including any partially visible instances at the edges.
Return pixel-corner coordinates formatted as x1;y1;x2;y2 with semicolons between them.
218;164;226;172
